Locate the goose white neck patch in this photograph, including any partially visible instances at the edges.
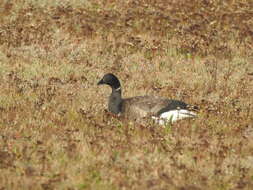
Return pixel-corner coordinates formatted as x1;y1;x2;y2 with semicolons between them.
115;87;121;91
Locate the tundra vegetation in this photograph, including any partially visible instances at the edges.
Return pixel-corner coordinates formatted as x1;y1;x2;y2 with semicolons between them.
0;0;253;189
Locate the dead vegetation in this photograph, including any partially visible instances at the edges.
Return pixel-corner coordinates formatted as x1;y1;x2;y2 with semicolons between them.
0;0;253;189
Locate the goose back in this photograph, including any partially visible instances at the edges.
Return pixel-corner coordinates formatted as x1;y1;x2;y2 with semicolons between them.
121;95;190;119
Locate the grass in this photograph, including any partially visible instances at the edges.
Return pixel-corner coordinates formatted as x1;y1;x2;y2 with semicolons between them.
0;0;253;189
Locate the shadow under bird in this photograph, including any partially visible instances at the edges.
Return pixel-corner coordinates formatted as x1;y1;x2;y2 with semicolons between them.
97;73;198;125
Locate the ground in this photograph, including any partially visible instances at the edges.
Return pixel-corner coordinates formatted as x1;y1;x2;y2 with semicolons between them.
0;0;253;189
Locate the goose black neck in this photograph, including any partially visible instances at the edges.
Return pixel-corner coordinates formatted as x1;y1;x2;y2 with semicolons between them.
110;80;121;90
109;88;122;114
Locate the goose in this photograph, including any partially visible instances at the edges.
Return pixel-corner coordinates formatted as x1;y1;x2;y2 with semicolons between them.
97;73;198;125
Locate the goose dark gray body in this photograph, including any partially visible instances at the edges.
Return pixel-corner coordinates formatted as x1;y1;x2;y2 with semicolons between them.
98;73;197;124
122;96;190;118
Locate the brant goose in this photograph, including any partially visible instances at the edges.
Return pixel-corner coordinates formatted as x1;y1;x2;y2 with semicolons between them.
97;73;198;125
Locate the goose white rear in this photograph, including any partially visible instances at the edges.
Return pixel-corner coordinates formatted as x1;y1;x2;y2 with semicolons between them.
152;109;197;125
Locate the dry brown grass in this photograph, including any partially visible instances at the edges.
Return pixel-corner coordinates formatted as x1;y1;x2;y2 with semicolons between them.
0;0;253;189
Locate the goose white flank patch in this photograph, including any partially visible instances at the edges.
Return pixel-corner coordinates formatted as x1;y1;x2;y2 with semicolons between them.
152;109;197;125
97;73;198;125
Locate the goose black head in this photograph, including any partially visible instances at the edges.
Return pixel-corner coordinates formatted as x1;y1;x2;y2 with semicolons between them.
97;73;121;90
